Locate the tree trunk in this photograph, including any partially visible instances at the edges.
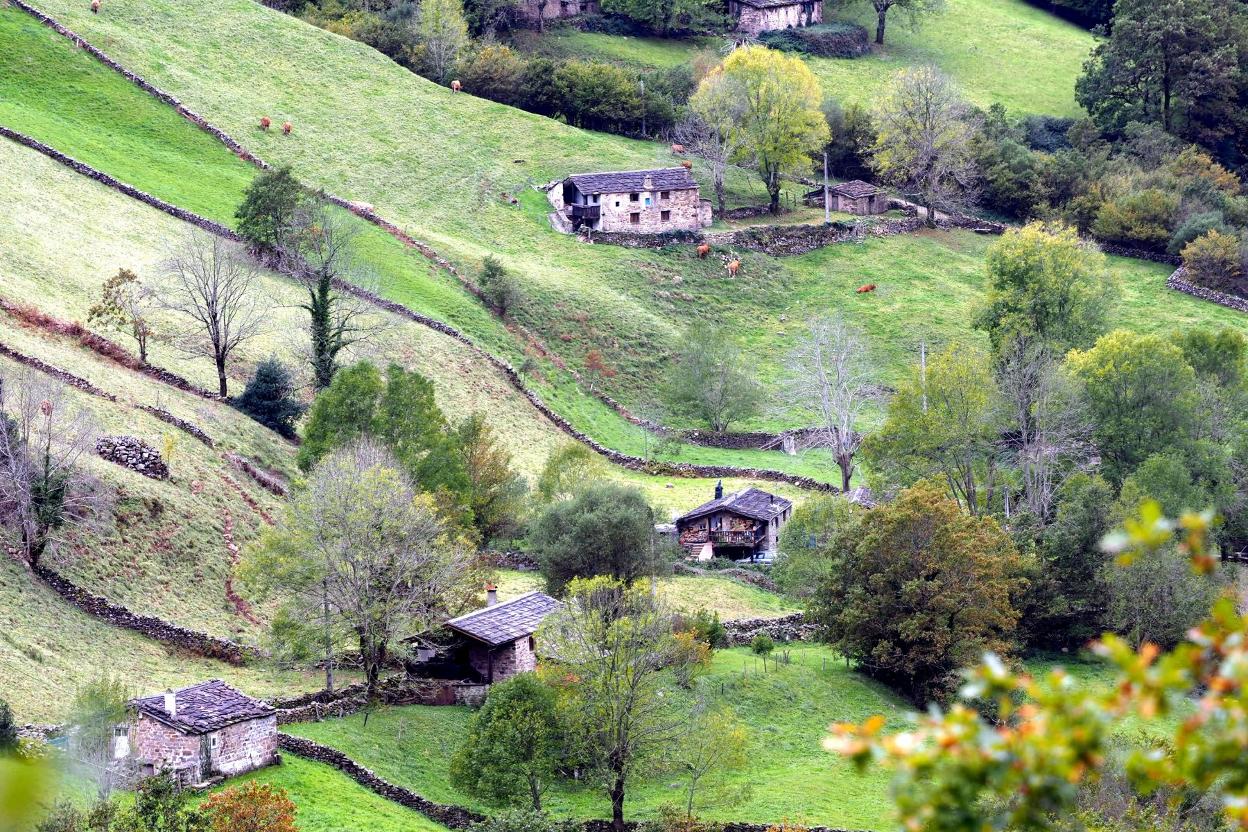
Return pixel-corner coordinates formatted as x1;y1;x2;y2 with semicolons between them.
875;7;887;44
609;773;627;832
309;276;336;390
838;454;853;492
215;353;229;397
714;167;727;214
767;175;782;215
529;775;543;812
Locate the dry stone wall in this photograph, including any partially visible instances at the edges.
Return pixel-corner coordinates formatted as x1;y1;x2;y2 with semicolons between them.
1166;267;1248;313
722;612;818;646
96;436;170;480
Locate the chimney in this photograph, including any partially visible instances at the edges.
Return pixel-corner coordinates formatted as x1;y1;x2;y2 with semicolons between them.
643;174;653;191
164;688;176;717
486;584;498;607
714;480;723;500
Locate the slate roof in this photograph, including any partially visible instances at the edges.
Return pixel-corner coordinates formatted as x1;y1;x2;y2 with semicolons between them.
446;591;560;647
831;179;881;199
676;487;793;525
566;168;698;195
132;680;275;735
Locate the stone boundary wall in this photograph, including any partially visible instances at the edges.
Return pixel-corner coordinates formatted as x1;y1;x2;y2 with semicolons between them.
138;405;214;447
1166;267;1248;313
1099;243;1181;265
277;734;488;829
224;452;289;497
722;612;817;646
32;563;251;664
0;341;117;400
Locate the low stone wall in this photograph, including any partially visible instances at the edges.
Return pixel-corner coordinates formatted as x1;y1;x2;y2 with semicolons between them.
277;734;488;829
96;436;170;480
224;452;289;497
0;341;116;400
138;405;214;447
272;676;470;724
1099;243;1181;265
1167;267;1248;313
722;612;817;646
33;564;251;664
583;228;703;249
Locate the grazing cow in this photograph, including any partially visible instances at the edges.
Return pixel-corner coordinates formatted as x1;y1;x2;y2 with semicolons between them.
680;160;693;170
696;243;711;259
91;0;100;12
282;121;292;135
856;283;876;293
726;259;741;277
670;143;685;155
259;116;271;131
451;80;462;93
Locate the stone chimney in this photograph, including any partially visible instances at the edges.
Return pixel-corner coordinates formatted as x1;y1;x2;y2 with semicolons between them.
164;688;176;717
714;480;723;500
486;584;498;607
643;174;653;191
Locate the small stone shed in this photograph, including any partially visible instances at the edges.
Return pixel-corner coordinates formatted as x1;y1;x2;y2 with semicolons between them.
730;0;822;35
806;180;887;215
553;168;713;233
517;0;599;25
675;482;794;562
445;589;560;683
124;680;278;787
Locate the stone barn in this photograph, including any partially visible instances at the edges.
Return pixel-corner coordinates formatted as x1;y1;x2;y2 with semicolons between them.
517;0;599;25
124;680;278;787
674;482;793;563
554;168;713;233
730;0;822;35
444;589;560;684
806;180;887;215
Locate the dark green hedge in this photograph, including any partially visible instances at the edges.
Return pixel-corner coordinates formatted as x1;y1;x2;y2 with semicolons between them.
757;21;870;58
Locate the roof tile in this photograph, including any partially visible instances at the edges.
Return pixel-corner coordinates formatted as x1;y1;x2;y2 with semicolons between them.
446;591;560;647
567;168;698;195
132;680;274;735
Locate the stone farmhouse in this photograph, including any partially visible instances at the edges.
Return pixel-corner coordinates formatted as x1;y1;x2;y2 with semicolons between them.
552;168;713;233
517;0;598;26
730;0;822;35
805;180;888;215
675;483;794;562
118;680;278;788
442;588;560;684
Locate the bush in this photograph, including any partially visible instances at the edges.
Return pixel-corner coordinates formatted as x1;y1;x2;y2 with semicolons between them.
1091;188;1178;250
530;483;657;594
470;810;578;832
758;21;870;58
679;608;727;649
1021;115;1075;152
459;44;527;107
0;697;16;754
749;633;775;657
1167;211;1229;255
1182;229;1244;295
200;782;297;832
234;357;305;440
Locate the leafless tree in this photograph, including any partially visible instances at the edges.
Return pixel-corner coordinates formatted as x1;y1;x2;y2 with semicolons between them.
162;231;264;397
281;201;384;390
997;338;1093;522
871;66;979;226
0;371;105;566
673;111;742;215
784;315;879;491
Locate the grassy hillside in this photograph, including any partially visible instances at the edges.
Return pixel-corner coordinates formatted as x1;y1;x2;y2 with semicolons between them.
495;568;801;619
544;0;1095;117
286;644;904;830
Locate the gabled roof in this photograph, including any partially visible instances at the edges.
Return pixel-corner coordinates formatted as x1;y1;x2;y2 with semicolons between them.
132;680;274;735
566;168;698;195
676;487;793;525
831;179;882;199
446;591;560;647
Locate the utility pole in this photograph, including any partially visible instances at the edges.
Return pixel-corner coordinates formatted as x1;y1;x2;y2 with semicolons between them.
823;150;830;225
640;79;646;138
919;339;928;414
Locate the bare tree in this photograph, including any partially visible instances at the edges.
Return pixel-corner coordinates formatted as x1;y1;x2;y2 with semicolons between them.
997;338;1093;522
282;201;382;390
0;371;104;566
871;66;979;227
162;232;264;397
674;110;742;215
784;315;879;491
243;439;475;697
858;0;945;45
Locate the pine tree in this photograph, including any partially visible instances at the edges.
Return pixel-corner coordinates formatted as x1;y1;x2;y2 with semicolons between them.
235;357;305;440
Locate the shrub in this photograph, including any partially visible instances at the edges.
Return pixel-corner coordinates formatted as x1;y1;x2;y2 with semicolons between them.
459;44;527;107
758;21;870;58
686;608;727;649
0;697;16;754
469;810;578;832
749;633;775;657
234;357;305;440
530;483;657;595
200;782;297;832
1091;188;1178;250
1167;210;1229;255
1021;115;1075;152
1182;229;1244;295
478;256;523;317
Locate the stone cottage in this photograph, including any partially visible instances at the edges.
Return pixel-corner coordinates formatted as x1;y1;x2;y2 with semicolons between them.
517;0;599;26
553;168;713;233
675;482;793;563
444;588;560;683
122;680;278;787
806;180;887;215
730;0;822;35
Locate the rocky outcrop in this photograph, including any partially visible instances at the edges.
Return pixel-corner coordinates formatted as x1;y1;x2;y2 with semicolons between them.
96;436;170;480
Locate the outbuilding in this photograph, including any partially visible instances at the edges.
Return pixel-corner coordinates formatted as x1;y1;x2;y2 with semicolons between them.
444;589;560;683
730;0;822;35
806;180;888;215
554;168;713;233
674;482;793;563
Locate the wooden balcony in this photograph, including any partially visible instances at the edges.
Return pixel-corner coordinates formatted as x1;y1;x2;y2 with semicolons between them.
570;204;600;221
710;529;759;547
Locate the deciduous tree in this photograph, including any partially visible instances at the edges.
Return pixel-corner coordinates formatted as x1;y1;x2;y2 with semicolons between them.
671;707;748;818
87;268;161;365
848;0;944;45
661;325;763;434
535;442;606;504
454;413;526;544
681;86;746;214
234;165;306;253
530;483;657;595
415;0;469;84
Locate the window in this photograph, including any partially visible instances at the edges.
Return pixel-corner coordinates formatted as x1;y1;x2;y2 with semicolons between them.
661;210;671;222
528;636;536;650
614;201;620;207
660;190;670;200
629;192;640;202
630;213;640;225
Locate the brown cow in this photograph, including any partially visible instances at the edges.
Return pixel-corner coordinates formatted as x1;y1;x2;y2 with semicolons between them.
91;0;100;12
856;283;876;293
726;259;741;277
282;121;293;135
259;116;271;131
680;160;693;170
670;143;685;155
696;243;710;259
451;80;463;93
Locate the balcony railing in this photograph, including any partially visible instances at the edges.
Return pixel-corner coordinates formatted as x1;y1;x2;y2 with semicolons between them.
570;204;601;220
710;529;759;546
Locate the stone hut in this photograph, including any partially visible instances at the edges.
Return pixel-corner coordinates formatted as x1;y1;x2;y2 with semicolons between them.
517;0;599;25
553;168;713;233
730;0;822;35
124;680;278;787
674;482;793;563
444;589;560;683
806;180;887;215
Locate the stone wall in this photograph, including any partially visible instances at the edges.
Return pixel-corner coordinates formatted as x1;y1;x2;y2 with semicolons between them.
722;612;817;646
1166;267;1248;313
597;188;706;233
271;676;465;723
224;452;289;497
137;405;214;447
733;0;821;35
132;715;206;782
96;436;170;480
33;564;251;664
468;637;536;682
211;715;279;776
